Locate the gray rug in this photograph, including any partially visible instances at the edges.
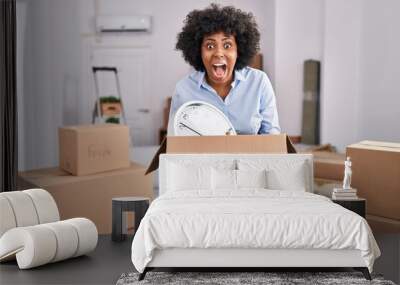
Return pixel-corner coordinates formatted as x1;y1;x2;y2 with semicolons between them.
116;271;396;285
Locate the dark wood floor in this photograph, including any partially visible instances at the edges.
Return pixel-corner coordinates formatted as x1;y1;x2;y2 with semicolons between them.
0;235;133;285
1;234;399;285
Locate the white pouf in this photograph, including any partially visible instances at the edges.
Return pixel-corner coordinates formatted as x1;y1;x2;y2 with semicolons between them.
0;226;57;269
0;195;17;237
24;188;60;223
0;189;98;269
64;218;98;257
42;221;79;262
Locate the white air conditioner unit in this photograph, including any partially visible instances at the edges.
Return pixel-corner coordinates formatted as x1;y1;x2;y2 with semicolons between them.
96;15;152;33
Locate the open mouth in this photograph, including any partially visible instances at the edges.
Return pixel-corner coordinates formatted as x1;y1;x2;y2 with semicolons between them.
212;63;227;79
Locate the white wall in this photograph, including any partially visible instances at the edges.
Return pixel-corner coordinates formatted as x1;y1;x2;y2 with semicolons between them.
274;0;400;150
321;0;400;151
260;0;276;84
274;0;324;136
320;0;363;151
94;0;275;135
18;0;274;170
17;0;400;170
357;0;400;142
19;0;83;170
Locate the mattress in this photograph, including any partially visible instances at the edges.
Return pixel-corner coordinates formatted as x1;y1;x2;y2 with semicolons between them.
131;190;380;273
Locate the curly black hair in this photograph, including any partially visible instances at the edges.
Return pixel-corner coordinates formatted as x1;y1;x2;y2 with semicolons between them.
176;4;260;71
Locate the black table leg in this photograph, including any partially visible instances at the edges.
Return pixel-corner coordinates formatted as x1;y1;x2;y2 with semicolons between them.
134;201;149;234
112;201;124;241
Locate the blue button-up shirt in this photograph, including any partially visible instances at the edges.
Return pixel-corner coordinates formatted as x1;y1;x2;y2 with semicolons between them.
167;67;280;135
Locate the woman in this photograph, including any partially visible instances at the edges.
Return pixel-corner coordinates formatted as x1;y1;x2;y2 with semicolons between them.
168;4;280;135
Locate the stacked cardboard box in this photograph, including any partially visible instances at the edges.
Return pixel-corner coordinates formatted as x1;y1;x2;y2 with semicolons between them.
19;163;153;234
314;178;342;198
347;141;400;233
295;145;345;197
59;124;130;176
19;124;153;234
312;151;346;181
295;144;345;182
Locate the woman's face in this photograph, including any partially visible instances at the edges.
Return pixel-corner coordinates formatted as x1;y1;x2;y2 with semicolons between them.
201;31;238;86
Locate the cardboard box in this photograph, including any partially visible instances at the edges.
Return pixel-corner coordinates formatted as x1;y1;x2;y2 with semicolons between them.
367;215;400;233
296;146;345;180
101;102;122;116
19;162;153;234
313;151;346;181
163;96;172;129
347;141;400;220
146;134;296;174
294;143;336;153
163;108;169;129
59;124;130;176
314;177;342;198
249;53;263;70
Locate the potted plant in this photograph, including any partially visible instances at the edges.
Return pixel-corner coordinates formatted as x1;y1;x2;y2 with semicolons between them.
105;116;120;124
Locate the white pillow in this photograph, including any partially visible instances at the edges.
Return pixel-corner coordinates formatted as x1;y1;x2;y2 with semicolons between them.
237;158;310;192
211;169;268;190
266;162;307;191
236;169;267;189
167;162;211;191
211;168;236;190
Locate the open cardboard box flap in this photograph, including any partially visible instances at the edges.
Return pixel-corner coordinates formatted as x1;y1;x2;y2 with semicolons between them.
145;134;296;174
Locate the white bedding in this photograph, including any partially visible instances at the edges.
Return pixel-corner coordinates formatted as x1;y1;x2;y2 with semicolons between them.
131;190;380;273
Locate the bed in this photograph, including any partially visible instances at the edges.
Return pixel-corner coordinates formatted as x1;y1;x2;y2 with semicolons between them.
131;154;380;280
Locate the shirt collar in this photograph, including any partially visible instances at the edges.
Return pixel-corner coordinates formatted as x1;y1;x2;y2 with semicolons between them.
191;68;247;90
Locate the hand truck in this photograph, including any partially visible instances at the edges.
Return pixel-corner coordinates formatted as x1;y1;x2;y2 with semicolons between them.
91;66;127;124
